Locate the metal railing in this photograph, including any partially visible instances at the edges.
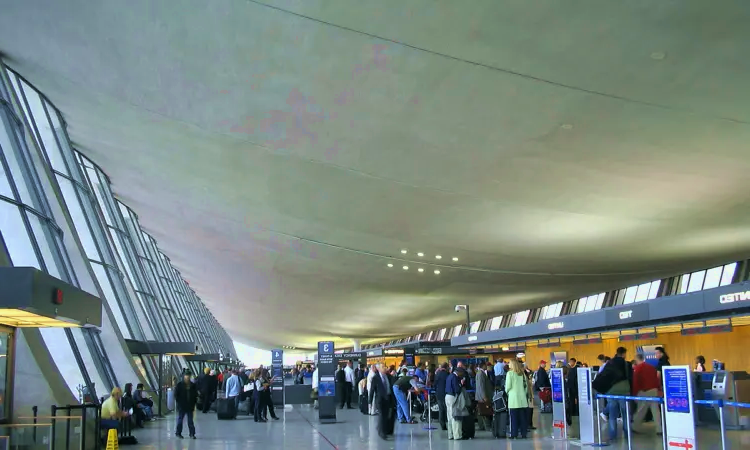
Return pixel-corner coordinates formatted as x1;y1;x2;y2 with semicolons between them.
596;394;666;450
595;394;749;450
50;403;101;450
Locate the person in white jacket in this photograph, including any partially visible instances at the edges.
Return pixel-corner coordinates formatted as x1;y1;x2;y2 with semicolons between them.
312;367;319;409
366;364;379;415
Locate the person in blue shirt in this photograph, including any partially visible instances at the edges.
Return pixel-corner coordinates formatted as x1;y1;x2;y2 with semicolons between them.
415;363;427;384
444;367;465;440
225;370;242;418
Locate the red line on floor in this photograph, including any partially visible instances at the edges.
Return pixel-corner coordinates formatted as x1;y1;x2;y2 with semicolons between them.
295;409;339;449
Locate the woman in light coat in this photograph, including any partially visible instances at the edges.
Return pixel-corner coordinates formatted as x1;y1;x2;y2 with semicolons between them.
505;359;530;439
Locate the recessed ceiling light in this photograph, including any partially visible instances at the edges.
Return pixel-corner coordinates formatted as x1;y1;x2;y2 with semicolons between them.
387;263;393;268
650;51;666;60
417;252;424;257
561;124;573;130
402;266;409;270
435;255;442;259
452;257;458;261
401;249;407;254
418;268;424;273
434;270;440;274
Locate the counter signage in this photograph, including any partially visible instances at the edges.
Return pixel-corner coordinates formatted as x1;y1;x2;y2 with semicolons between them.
415;347;444;355
719;290;750;304
681;324;732;336
271;349;284;406
317;341;336;423
366;348;383;357
539;340;561;348
619;332;657;342
573;337;602;345
606;303;649;325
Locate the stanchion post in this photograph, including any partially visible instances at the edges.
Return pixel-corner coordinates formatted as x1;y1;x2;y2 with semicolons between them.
427;391;431;429
624;398;632;450
596;395;602;445
660;401;667;450
718;400;727;450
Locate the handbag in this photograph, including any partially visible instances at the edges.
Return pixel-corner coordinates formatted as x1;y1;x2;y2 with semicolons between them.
477;401;494;417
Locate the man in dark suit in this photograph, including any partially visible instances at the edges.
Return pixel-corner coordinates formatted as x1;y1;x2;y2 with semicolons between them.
566;358;579;426
434;362;449;431
368;364;396;440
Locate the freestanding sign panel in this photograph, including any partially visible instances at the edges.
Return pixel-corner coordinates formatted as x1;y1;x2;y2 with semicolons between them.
550;368;567;439
317;341;337;423
663;365;697;450
577;368;596;445
271;349;284;406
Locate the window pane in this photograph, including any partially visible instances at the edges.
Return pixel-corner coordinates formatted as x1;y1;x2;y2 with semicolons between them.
720;263;737;286
469;321;480;334
20;87;69;175
687;270;705;293
702;266;723;290
623;286;637;304
489;316;503;330
0;201;39;268
57;177;99;258
26;212;62;278
647;280;661;300
0;331;9;421
679;275;689;294
453;325;462;336
0;109;34;205
91;262;131;339
634;282;651;302
595;293;605;309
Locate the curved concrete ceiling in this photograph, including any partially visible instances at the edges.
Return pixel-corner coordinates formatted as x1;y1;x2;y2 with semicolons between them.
2;1;749;349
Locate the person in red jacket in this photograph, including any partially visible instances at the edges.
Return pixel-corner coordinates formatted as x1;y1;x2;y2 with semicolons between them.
631;354;662;434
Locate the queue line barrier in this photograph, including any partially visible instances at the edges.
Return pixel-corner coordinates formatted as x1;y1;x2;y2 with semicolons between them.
596;394;666;450
595;395;750;450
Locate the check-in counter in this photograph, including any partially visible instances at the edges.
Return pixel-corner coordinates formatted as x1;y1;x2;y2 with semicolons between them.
285;384;313;405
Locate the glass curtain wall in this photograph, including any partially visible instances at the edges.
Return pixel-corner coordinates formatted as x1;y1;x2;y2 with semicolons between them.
0;67;101;399
0;62;235;401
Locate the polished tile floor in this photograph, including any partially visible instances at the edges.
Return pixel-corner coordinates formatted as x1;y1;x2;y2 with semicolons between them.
132;407;749;449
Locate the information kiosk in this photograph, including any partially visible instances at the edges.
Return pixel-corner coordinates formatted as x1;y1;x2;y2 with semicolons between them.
317;341;337;423
550;367;567;439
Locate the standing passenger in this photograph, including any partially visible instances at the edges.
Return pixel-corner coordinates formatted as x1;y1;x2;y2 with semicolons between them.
174;371;197;439
434;363;449;431
505;360;529;440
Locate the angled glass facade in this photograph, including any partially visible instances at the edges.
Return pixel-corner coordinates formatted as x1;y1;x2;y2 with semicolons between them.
0;63;235;415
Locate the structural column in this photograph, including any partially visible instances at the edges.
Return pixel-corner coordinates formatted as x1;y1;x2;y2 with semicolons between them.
352;339;361;352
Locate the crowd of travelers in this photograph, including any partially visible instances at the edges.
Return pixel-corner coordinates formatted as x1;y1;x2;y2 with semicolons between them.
96;345;683;444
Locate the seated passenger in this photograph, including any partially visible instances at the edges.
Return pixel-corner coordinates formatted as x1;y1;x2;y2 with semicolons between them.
122;383;144;428
133;383;153;420
101;387;129;432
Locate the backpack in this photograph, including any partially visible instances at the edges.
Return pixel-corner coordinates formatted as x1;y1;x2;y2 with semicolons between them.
492;390;508;413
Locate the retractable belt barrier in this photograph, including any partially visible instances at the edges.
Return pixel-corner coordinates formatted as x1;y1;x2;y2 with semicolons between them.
595;394;666;450
593;395;750;450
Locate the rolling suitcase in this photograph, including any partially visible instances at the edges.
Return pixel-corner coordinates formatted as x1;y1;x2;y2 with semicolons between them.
216;397;237;420
359;393;368;414
492;411;509;438
462;415;475;439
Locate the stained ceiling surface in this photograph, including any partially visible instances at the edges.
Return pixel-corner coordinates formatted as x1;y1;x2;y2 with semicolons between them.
1;1;749;349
